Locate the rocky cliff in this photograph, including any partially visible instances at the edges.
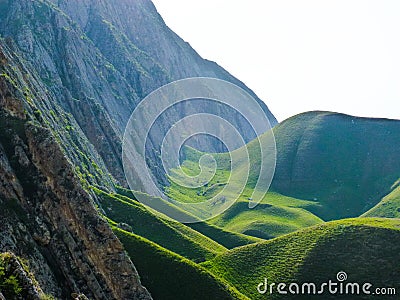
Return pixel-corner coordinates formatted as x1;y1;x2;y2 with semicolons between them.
0;43;151;299
0;0;276;185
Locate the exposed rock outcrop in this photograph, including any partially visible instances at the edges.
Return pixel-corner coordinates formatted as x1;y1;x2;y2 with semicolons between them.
0;52;151;299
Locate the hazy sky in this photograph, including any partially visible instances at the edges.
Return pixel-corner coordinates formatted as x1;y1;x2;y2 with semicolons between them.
152;0;400;122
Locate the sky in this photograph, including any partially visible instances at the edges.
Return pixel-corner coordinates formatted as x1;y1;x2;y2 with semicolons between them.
152;0;400;122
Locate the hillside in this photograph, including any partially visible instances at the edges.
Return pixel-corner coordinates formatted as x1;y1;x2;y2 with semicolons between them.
112;225;249;300
1;0;399;299
203;218;400;299
0;0;277;298
0;67;151;298
272;111;400;220
362;180;400;218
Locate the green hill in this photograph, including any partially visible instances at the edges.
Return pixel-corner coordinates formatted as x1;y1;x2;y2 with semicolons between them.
95;187;261;262
112;225;249;300
362;180;400;218
208;192;323;239
272;111;400;220
166;142;323;239
115;186;263;248
94;187;226;262
203;218;400;299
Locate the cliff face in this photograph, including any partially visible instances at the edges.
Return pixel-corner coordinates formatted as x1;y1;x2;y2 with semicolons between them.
0;0;276;185
0;44;151;299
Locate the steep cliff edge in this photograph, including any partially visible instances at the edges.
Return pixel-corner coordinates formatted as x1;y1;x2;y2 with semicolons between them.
0;44;151;299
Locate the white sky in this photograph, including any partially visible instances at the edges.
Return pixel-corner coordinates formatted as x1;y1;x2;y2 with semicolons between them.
152;0;400;122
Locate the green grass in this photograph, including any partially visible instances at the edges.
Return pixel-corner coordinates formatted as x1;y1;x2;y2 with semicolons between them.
0;253;22;298
112;225;249;300
202;218;400;299
0;252;53;299
186;222;263;249
271;111;400;220
166;111;400;235
166;146;323;239
208;190;323;239
362;180;400;218
113;186;263;248
94;187;227;262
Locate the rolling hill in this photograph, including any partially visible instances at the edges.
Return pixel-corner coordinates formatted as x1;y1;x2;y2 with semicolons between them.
362;180;400;218
272;111;400;220
112;225;249;300
203;218;400;299
1;0;399;299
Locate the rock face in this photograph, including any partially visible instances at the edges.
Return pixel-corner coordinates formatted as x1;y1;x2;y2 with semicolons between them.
0;45;151;298
0;0;276;185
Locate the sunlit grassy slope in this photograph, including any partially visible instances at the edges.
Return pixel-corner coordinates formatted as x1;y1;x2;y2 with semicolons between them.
94;187;261;262
114;186;262;247
209;192;323;239
362;179;400;218
202;218;400;300
112;224;249;300
165;144;324;239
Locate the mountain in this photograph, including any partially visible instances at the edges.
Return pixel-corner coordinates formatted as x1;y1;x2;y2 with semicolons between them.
1;0;399;299
362;180;400;218
0;0;276;184
0;64;150;298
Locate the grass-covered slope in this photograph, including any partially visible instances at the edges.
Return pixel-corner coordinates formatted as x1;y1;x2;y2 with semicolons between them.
362;180;400;218
166;146;323;239
203;218;400;300
208;192;323;239
112;226;249;300
272;111;400;220
114;186;262;248
94;187;227;262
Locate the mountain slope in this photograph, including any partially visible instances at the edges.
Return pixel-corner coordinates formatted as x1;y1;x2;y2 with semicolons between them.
272;111;400;220
166;111;400;239
94;187;228;262
362;180;400;218
0;0;276;185
203;218;400;300
0;55;151;298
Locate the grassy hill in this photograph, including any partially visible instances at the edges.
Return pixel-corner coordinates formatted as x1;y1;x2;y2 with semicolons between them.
166;142;324;239
208;191;323;239
115;186;262;248
94;187;226;262
94;187;261;262
272;111;400;220
203;218;400;299
112;225;249;300
362;179;400;218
